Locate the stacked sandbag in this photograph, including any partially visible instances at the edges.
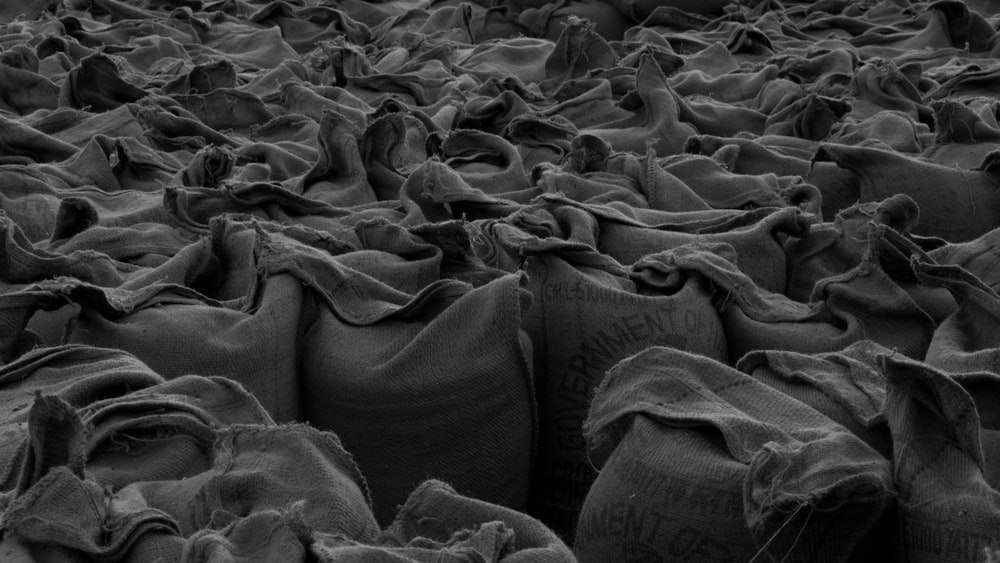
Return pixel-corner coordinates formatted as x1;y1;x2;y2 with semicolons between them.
576;347;895;562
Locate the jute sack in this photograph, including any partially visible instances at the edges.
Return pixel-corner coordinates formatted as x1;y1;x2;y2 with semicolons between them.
0;212;132;289
297;259;535;525
80;373;274;490
163;180;404;236
514;194;811;293
400;158;528;226
576;347;895;563
0;343;281;494
683;134;859;221
181;506;312;563
883;354;1000;561
785;195;957;323
127;423;379;541
785;194;921;302
580;52;697;156
477;219;726;539
0;395;182;562
736;340;893;459
47;222;197;271
0;213;202;352
0;166;172;243
813;143;1000;242
602;205;811;293
913;260;1000;375
929;226;1000;294
648;241;933;362
0;345;216;491
2;395;379;561
658;153;803;211
312;480;576;562
805;224;937;359
0;219;314;421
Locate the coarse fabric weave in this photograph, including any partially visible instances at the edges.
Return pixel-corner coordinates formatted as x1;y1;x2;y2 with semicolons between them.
577;347;895;563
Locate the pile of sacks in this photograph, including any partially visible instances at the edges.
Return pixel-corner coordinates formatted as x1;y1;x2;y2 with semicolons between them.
3;0;1000;560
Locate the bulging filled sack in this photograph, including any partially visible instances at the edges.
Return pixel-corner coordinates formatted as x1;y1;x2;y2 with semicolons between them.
1;394;379;562
311;480;576;562
0;218;312;422
784;195;957;323
914;260;1000;375
577;347;895;563
0;344;272;492
475;218;726;538
736;340;893;459
649;237;935;362
883;354;1000;561
299;265;536;525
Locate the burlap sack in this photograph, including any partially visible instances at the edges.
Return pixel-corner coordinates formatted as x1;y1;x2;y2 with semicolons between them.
884;354;1000;561
81;374;274;490
47;222;196;270
476;218;726;538
581;52;697;156
913;261;1000;375
0;219;313;421
785;195;958;324
400;158;525;225
684;134;859;220
0;342;277;492
828;110;931;153
924;99;1000;168
181;506;311;563
294;110;378;207
518;195;812;293
59;53;147;112
2;397;377;562
639;242;932;361
785;195;918;302
312;480;576;562
814;143;1000;242
128;423;379;540
0;395;181;562
165;180;404;235
929;226;1000;294
577;347;895;563
359;112;429;201
0;213;131;290
0;48;60;115
0;345;162;490
533;159;650;211
659;153;802;211
299;265;535;525
736;341;893;459
0;166;172;243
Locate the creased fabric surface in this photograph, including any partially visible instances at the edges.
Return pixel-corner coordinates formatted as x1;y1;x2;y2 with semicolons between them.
4;0;1000;560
